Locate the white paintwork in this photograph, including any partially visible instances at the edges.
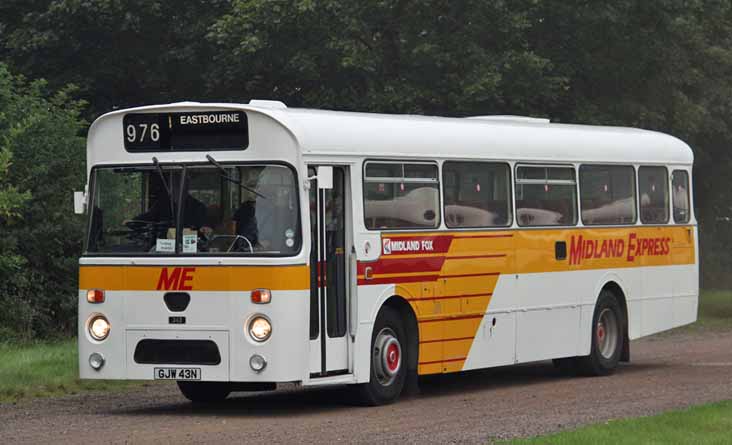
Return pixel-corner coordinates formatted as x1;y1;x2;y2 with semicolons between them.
79;289;310;382
80;100;698;388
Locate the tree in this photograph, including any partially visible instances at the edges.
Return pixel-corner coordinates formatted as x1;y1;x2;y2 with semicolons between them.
207;0;567;115
0;64;87;339
0;0;231;118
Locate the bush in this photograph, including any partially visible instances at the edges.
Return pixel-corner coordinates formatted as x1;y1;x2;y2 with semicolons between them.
0;64;86;340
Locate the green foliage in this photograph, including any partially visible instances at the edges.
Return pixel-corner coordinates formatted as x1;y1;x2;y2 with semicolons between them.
0;0;231;114
0;63;86;340
506;400;732;445
0;1;732;339
0;339;142;402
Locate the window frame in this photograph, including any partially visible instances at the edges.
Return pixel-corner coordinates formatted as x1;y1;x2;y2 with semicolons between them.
83;160;302;258
362;159;441;231
638;165;670;225
514;163;579;227
672;169;691;224
578;164;638;226
441;160;513;229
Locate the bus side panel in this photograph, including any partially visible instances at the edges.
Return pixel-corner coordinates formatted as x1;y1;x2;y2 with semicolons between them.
670;226;698;329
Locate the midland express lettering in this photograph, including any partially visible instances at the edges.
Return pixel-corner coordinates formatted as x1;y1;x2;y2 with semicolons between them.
569;233;671;265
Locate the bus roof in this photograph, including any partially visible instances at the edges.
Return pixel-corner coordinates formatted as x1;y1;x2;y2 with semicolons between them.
92;101;694;165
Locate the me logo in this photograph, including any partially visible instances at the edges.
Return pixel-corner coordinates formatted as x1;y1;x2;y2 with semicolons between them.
382;238;392;255
156;267;196;291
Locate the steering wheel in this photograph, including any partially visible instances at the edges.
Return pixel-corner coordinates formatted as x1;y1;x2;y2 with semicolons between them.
228;235;254;253
122;219;171;244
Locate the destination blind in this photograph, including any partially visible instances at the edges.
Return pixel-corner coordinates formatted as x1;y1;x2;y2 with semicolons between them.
123;111;249;152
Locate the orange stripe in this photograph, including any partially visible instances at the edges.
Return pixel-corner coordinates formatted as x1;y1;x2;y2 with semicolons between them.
79;265;310;291
407;292;491;302
438;272;500;279
446;254;506;260
418;314;484;324
419;357;467;365
420;336;474;344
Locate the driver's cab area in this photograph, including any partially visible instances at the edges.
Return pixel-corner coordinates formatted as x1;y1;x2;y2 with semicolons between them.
86;162;301;257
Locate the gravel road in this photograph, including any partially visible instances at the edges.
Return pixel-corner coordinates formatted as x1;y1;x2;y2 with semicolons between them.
2;329;732;444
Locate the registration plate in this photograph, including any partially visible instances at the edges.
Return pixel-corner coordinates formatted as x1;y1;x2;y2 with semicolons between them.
154;367;201;381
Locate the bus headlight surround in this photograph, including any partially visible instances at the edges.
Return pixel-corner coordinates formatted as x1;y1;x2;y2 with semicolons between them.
89;352;105;370
248;315;272;342
250;354;267;372
88;314;111;341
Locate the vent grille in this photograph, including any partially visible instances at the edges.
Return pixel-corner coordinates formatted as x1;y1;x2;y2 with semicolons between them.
133;339;221;365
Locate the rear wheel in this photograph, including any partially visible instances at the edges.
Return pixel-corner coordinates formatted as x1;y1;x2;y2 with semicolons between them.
577;290;624;376
353;307;408;405
177;381;231;403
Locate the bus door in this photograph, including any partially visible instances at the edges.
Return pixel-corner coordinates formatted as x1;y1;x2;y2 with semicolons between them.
308;165;350;376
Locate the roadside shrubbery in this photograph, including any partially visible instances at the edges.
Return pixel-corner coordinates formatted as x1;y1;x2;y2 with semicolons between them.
0;64;86;341
1;1;732;340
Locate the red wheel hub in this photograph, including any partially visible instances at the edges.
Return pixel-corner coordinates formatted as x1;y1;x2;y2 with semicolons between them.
597;323;605;341
386;342;400;372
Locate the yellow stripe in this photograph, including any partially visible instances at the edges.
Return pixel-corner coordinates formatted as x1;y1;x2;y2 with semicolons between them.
79;265;310;292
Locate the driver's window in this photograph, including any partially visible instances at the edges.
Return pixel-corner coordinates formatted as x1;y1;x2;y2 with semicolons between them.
88;168;179;254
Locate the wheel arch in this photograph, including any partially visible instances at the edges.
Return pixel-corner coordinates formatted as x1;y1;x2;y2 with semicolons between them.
381;295;419;377
599;280;631;362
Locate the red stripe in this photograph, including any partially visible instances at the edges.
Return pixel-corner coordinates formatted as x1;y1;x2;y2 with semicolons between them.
445;254;506;260
357;256;446;275
358;271;499;285
419;357;467;365
420;336;475;344
358;274;439;285
454;234;513;239
407;292;492;302
418;314;485;324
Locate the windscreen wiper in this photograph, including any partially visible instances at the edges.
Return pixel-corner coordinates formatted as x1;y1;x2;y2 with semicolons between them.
152;157;176;218
206;155;267;199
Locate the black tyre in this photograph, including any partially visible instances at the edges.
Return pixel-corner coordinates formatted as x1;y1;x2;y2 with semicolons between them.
354;307;408;405
577;290;625;376
177;381;231;403
552;357;578;376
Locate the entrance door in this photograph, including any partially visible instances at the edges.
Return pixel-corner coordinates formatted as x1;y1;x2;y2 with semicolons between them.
308;166;349;376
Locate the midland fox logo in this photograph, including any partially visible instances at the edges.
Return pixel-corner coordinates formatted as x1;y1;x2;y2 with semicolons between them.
156;267;196;290
382;238;435;255
569;233;672;265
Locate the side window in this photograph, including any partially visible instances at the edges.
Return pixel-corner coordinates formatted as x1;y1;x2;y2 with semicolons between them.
515;165;577;226
639;166;669;224
443;161;511;228
672;170;691;223
579;165;636;225
364;162;440;229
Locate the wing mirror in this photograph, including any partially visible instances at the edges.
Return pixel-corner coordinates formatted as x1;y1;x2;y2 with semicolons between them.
73;191;87;214
316;166;333;190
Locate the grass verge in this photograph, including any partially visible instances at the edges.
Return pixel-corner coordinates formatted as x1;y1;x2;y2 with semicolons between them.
0;339;143;404
692;289;732;330
505;400;732;445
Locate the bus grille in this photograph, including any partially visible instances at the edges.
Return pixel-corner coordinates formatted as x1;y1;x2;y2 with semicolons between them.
133;339;221;365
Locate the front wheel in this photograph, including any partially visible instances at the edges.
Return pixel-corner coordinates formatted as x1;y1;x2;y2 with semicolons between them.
353;307;408;405
577;290;624;376
177;381;231;403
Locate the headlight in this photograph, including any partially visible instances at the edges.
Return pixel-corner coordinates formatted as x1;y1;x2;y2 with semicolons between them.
88;315;111;341
248;316;272;342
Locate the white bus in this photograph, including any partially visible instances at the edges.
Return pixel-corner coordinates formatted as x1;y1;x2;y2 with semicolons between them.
76;101;697;405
